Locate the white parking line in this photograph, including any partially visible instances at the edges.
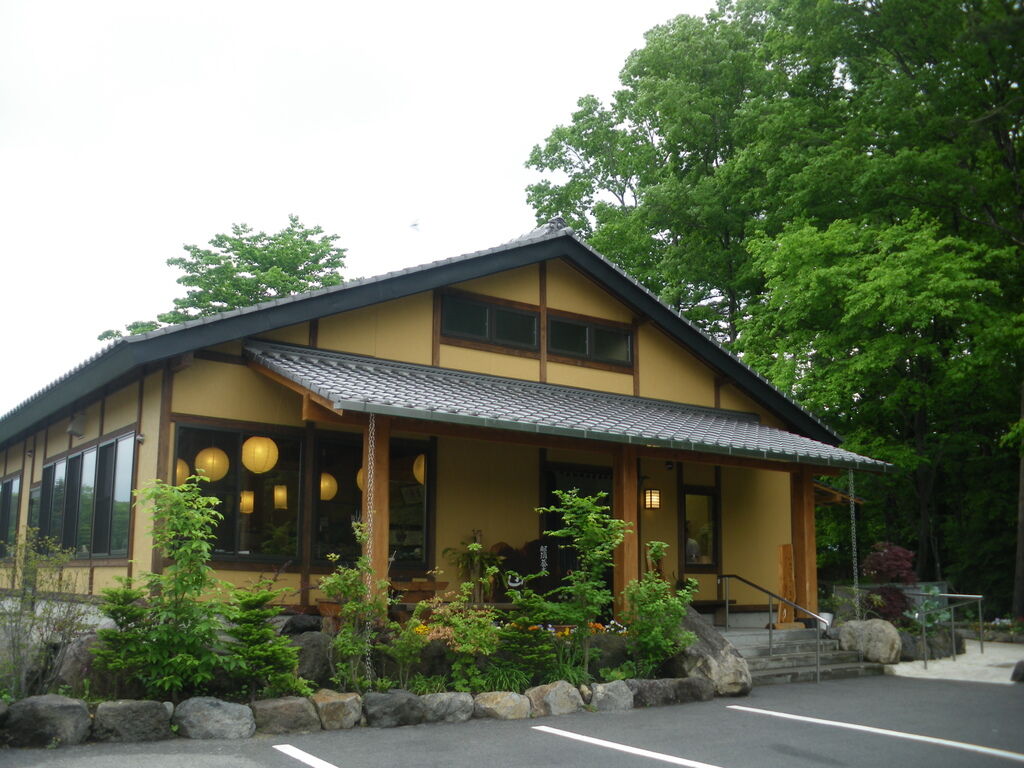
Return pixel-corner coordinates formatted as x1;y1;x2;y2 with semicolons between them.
273;743;342;768
533;725;728;767
728;705;1024;764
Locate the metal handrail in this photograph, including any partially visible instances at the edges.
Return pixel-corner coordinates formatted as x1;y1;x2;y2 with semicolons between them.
718;573;832;683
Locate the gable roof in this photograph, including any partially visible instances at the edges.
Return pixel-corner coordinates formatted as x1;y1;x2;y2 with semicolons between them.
247;340;886;472
0;223;839;451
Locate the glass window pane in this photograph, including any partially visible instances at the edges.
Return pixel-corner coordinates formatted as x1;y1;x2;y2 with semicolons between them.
29;483;42;530
493;308;537;348
549;319;588;356
49;460;67;545
62;455;83;551
315;437;362;563
593;326;631;364
389;441;429;565
178;427;239;554
684;494;714;565
93;443;116;556
110;436;134;556
442;296;488;339
0;480;11;556
76;450;97;558
9;477;19;545
240;433;300;558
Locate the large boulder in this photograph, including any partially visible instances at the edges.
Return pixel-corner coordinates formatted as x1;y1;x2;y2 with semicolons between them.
3;694;91;748
291;631;333;688
93;699;173;742
589;680;634;712
310;689;361;730
661;609;751;696
252;696;321;734
525;680;583;717
421;692;475;723
626;678;713;708
281;614;323;636
473;691;531;720
172;697;256;740
1012;660;1024;683
362;690;426;728
838;619;901;664
589;633;629;673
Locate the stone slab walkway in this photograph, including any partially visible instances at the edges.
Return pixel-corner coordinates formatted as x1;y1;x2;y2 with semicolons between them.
886;639;1023;685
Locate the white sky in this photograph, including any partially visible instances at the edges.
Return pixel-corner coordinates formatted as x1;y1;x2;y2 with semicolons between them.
0;1;715;416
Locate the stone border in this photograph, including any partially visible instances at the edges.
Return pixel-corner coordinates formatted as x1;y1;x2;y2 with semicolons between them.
0;677;720;748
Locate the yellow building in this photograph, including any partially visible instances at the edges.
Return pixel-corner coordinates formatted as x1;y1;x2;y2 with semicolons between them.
0;222;886;614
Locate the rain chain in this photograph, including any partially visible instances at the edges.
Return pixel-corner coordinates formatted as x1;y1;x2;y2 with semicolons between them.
849;468;860;620
363;413;377;680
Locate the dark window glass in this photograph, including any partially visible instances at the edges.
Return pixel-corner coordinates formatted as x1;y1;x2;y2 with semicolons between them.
176;426;300;559
389;440;429;566
92;442;116;556
493;308;537;348
28;484;41;530
548;319;588;356
75;450;96;558
49;460;67;544
110;435;133;556
683;493;716;567
593;326;631;364
314;437;362;563
61;455;83;550
0;476;17;556
442;296;488;339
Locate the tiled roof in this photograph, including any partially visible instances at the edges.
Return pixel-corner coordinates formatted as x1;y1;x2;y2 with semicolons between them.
245;340;889;472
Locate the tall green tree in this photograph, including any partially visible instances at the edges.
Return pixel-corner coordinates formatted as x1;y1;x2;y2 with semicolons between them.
99;215;345;339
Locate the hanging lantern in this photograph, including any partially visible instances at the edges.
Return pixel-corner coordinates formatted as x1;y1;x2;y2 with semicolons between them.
194;447;230;481
320;472;338;501
644;489;661;510
413;454;426;485
356;467;365;492
175;458;190;485
241;436;279;473
274;485;288;510
240;490;255;514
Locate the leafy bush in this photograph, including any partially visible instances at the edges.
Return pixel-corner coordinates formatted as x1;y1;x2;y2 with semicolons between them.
422;580;501;693
862;542;917;585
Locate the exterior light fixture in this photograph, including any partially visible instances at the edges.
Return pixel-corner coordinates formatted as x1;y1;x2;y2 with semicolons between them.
175;458;190;485
240;490;255;514
320;472;338;501
194;447;230;481
274;485;288;510
413;454;426;485
241;436;279;473
644;489;662;510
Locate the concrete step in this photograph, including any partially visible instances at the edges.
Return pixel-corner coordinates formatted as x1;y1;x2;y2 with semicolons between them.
731;639;840;657
751;662;886;686
745;650;862;672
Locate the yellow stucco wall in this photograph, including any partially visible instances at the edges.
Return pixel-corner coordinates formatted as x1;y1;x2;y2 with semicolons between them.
173;359;305;427
453;264;540;304
718;384;785;429
720;466;791;604
92;566;130;594
638;325;716;407
104;383;139;432
434;437;540;587
257;322;310;346
45;420;69;459
546;260;633;322
132;371;164;568
217;569;301;598
639;458;679;583
547;362;633;394
69;401;103;450
439;346;541;380
317;293;433;364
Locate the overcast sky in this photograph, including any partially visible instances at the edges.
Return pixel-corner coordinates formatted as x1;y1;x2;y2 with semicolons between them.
0;1;715;416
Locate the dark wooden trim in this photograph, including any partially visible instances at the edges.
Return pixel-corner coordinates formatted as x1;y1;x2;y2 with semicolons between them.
441;286;540;314
546;351;634;376
209;558;300;571
439;336;541;361
612;445;639;614
33;425;138;467
168;412;307;438
300;422;315;607
432;291;442;367
69;557;130;568
632;319;641;397
194;349;245;365
546;306;633;332
308;318;318;349
150;365;174;575
539;263;548;383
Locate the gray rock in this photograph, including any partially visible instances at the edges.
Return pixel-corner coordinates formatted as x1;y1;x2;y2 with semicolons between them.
839;619;901;664
0;701;7;726
93;700;173;742
662;609;751;696
311;689;361;730
626;678;712;707
252;696;321;734
421;692;475;723
3;694;91;748
589;680;634;711
590;633;628;672
675;677;715;703
525;680;583;717
362;690;426;728
473;691;531;720
291;631;333;688
578;684;592;705
172;697;256;740
282;614;323;635
1012;660;1024;683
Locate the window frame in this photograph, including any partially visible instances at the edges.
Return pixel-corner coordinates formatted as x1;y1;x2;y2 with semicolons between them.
547;313;634;367
440;291;540;353
0;473;21;557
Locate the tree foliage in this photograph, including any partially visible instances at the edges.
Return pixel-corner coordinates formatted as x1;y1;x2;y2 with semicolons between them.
527;0;1023;615
98;215;345;339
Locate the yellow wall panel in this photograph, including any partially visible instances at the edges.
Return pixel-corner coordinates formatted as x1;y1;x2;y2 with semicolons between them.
132;371;164;566
637;325;716;407
30;429;44;483
682;462;716;487
103;383;139;432
258;323;310;346
452;264;540;305
434;437;539;587
547;362;632;395
91;566;130;594
545;448;612;467
720;466;791;604
439;345;540;380
546;259;633;323
317;294;432;365
639;458;680;583
718;384;785;429
45;420;69;459
216;569;301;597
173;359;305;427
70;401;103;450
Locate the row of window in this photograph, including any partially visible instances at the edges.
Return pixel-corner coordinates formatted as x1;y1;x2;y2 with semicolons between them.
30;433;134;558
441;294;633;366
175;426;430;566
0;475;20;557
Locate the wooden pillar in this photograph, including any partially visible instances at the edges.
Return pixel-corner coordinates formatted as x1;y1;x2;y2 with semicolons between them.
612;445;640;611
790;466;818;613
362;415;391;587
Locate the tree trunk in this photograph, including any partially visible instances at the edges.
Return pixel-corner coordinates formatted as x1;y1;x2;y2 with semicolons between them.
1013;379;1024;620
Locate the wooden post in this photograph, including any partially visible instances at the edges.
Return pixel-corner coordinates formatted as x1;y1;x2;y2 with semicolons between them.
362;415;391;589
613;445;639;613
790;467;818;614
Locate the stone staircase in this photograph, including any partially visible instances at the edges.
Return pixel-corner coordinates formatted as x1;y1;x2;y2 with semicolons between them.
721;626;886;685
